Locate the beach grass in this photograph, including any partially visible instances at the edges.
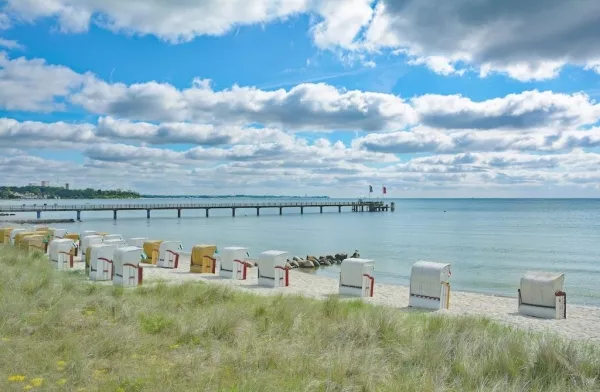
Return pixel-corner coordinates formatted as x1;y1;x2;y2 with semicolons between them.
1;245;599;391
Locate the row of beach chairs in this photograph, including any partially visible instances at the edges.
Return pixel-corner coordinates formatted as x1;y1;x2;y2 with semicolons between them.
0;226;567;319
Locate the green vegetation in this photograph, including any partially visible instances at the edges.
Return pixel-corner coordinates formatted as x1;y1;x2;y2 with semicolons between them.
1;245;599;391
0;186;140;200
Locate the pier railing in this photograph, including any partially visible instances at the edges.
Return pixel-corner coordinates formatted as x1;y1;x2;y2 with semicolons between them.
0;201;383;212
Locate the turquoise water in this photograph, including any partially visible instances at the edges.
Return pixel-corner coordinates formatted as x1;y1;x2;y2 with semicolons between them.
2;198;599;306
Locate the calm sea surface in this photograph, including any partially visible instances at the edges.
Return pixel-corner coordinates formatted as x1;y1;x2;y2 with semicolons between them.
2;198;599;306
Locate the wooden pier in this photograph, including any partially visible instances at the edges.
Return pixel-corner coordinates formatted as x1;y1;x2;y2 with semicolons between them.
0;200;395;221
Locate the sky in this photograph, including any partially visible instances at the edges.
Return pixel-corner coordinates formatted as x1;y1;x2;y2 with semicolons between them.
1;0;600;198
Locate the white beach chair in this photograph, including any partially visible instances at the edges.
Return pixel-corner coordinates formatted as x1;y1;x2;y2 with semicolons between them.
339;258;375;297
80;230;97;244
103;234;123;242
81;234;103;257
89;243;117;281
113;246;144;287
156;241;182;269
220;247;249;280
53;229;67;239
9;228;26;245
408;261;452;310
103;238;128;248
130;238;147;248
518;271;566;319
257;250;289;287
48;239;75;270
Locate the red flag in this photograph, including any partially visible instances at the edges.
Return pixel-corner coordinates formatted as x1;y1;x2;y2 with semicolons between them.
383;186;387;194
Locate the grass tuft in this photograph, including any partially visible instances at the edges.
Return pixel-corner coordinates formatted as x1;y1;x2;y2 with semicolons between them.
1;244;600;391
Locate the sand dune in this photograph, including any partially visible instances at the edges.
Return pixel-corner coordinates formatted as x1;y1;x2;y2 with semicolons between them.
127;255;600;344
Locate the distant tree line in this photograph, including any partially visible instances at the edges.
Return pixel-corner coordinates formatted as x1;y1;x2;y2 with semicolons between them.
0;186;141;200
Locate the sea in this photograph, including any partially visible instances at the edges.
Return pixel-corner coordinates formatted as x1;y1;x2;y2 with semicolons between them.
2;198;599;306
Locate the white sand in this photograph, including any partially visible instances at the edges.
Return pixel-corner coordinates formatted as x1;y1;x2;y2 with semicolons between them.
70;254;600;343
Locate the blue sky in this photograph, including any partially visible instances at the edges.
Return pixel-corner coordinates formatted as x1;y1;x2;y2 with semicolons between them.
1;0;600;197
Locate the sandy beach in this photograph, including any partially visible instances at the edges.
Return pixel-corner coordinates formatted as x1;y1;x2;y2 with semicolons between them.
75;253;600;344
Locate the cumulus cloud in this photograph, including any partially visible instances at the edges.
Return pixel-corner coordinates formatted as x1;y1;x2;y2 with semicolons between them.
71;78;418;131
3;0;309;41
3;147;600;196
3;51;599;134
4;1;600;80
0;116;294;148
0;51;85;111
354;126;600;155
0;38;22;50
413;90;600;130
86;137;398;166
322;0;600;80
96;117;292;146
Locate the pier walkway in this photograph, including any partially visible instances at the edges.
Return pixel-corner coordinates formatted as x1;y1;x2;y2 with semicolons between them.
0;200;395;221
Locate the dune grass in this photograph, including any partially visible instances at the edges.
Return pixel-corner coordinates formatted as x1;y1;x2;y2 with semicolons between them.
1;245;599;391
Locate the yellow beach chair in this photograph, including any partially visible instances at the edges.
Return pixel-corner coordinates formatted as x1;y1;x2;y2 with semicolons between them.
24;235;46;253
190;245;217;274
0;227;14;244
142;240;163;264
14;232;36;248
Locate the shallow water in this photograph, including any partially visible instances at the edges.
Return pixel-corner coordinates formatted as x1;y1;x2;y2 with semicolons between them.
2;198;599;306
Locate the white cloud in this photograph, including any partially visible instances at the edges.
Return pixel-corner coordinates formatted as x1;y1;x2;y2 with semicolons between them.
96;117;293;146
86;136;398;166
412;90;600;130
0;117;98;148
323;0;600;81
0;13;10;30
4;0;600;80
354;126;600;154
407;56;466;76
3;147;600;196
0;51;85;111
0;38;23;50
71;78;418;131
310;0;374;49
3;0;309;41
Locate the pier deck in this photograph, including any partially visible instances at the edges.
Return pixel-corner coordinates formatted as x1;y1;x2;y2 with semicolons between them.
0;200;395;221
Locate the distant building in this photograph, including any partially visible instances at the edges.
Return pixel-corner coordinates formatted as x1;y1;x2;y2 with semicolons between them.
28;182;36;186
65;183;70;190
41;181;49;187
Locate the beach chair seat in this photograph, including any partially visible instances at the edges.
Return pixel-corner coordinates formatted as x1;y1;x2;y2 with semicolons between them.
82;235;104;273
190;245;217;274
89;244;117;281
220;247;249;280
113;247;144;287
142;240;162;264
0;227;14;244
157;241;182;269
518;271;566;319
339;258;375;297
23;235;45;252
9;228;27;245
257;250;289;288
409;261;452;310
49;239;75;270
